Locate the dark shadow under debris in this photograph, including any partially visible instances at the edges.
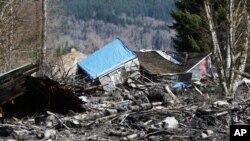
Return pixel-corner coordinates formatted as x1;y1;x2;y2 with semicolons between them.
2;76;85;118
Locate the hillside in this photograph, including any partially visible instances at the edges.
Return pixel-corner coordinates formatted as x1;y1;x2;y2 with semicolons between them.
46;0;176;54
62;0;174;25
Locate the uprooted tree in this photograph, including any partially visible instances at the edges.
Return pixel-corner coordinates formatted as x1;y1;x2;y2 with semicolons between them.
204;0;250;96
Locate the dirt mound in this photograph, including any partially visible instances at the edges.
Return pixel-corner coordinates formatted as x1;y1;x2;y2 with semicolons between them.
53;48;87;79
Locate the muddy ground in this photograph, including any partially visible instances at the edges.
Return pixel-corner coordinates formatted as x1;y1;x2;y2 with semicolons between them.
0;77;249;141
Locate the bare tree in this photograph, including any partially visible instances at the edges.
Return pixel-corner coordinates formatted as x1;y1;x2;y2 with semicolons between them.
0;0;15;72
204;0;249;96
0;0;43;73
40;0;46;65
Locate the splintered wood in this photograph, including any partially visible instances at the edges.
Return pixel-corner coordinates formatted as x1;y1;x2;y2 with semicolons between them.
0;67;250;140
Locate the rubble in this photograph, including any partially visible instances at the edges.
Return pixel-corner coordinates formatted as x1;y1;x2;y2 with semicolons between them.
0;70;249;140
0;40;249;140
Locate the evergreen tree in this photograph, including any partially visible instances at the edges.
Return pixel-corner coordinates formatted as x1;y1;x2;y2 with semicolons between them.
62;0;175;25
172;0;212;52
172;0;227;52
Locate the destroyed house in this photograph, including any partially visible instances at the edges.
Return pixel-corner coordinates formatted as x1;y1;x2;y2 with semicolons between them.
78;38;139;91
136;51;212;81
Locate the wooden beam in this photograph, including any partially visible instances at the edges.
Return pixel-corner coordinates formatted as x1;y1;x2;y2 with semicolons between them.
0;63;39;109
0;63;38;84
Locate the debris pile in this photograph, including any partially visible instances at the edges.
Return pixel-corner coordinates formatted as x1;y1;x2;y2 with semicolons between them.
0;72;249;140
0;38;249;140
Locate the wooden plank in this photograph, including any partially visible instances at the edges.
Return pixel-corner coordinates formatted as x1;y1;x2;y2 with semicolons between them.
0;63;38;106
0;67;38;89
0;63;38;84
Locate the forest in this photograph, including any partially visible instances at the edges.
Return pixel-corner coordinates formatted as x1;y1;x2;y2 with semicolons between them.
46;0;176;54
62;0;175;25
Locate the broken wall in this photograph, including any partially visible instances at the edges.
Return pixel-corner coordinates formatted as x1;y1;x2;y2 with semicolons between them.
99;58;140;91
188;56;212;80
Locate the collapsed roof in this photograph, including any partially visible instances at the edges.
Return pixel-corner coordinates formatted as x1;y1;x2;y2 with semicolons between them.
136;51;211;76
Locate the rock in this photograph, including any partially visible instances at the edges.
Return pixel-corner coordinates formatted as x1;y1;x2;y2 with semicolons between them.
44;129;57;139
72;119;80;126
163;117;179;129
201;132;208;138
201;130;214;138
153;117;179;129
79;96;89;102
206;130;214;136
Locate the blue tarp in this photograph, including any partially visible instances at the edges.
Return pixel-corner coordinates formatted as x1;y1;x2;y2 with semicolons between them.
78;38;136;80
173;82;186;89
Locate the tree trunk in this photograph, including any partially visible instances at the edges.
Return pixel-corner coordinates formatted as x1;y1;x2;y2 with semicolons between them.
37;0;46;76
41;0;46;63
204;0;249;96
8;0;14;70
204;0;229;95
229;13;249;95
